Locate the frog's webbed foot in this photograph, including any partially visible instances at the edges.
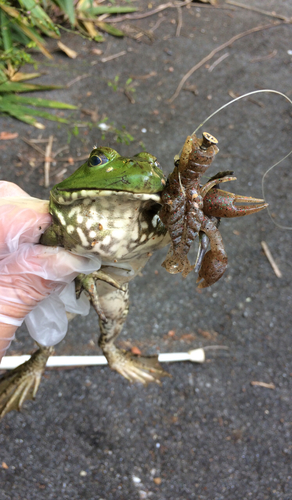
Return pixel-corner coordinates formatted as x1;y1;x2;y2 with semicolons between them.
0;346;53;418
95;280;170;384
102;344;170;385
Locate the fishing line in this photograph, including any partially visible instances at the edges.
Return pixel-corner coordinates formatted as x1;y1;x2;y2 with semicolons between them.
192;89;292;229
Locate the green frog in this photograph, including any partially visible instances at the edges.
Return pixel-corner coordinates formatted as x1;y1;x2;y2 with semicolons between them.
0;137;267;417
40;147;171;384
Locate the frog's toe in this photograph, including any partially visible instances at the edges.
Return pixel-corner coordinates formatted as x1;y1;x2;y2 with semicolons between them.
106;348;171;385
0;346;53;418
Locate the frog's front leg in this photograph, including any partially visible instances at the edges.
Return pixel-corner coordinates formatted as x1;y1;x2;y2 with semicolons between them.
96;281;170;384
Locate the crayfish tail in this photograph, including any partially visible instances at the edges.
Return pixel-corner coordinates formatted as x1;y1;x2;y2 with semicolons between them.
161;246;193;277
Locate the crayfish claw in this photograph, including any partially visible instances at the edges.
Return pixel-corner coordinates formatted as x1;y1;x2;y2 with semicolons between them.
196;249;228;288
204;187;268;218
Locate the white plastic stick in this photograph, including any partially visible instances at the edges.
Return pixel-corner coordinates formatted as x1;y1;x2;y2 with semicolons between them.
0;349;205;370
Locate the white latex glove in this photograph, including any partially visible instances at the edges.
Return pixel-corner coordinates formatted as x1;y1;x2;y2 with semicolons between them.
0;181;100;360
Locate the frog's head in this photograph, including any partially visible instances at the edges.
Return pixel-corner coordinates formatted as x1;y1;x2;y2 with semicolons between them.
52;147;166;204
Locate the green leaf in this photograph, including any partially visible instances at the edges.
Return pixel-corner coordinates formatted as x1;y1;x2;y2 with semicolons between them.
18;0;60;38
3;94;77;109
52;0;76;26
0;100;69;123
80;6;137;14
0;11;12;51
5;24;31;46
0;68;7;85
0;81;63;92
0;4;52;58
0;100;44;127
96;21;125;37
15;20;53;58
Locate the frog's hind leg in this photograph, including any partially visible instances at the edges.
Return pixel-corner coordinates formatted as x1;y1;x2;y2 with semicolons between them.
0;345;53;418
96;281;170;385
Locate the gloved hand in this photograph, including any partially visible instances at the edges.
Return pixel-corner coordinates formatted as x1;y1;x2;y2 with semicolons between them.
0;181;100;360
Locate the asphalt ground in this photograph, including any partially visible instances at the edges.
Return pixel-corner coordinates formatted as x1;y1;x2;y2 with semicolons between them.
0;1;292;499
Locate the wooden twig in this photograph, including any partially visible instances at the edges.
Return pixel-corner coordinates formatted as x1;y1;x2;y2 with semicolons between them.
250;49;277;63
247;98;264;108
250;381;275;389
208;52;229;72
226;1;290;22
176;5;183;37
25;138;53;143
54;154;88;163
110;0;193;23
100;50;126;63
53;145;69;158
149;16;166;33
168;21;284;103
22;138;68;160
21;137;47;156
261;241;282;278
44;135;54;188
130;71;157;80
66;74;90;88
124;89;135;104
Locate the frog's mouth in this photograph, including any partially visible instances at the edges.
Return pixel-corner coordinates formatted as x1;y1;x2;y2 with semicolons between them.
52;188;162;206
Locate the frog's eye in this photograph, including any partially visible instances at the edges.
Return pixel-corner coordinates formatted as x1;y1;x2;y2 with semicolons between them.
89;154;109;167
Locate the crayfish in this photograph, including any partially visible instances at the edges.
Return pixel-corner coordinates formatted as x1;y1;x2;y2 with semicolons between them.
159;132;268;288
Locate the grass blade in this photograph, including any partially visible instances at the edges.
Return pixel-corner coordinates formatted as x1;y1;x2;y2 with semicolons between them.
52;0;76;26
0;81;63;92
0;101;45;128
80;6;137;15
18;0;60;38
4;94;77;109
16;21;53;59
0;100;69;123
95;22;125;37
0;4;52;59
0;10;13;51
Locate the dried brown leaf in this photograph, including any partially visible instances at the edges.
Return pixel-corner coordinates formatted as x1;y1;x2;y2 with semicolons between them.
0;132;18;140
57;41;78;59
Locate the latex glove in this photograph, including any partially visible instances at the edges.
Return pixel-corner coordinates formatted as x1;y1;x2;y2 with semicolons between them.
0;182;100;360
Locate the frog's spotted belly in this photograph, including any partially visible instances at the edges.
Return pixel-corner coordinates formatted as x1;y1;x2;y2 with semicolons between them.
52;190;167;261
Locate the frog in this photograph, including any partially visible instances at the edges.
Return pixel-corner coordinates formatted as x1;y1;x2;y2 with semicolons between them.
0;135;267;417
